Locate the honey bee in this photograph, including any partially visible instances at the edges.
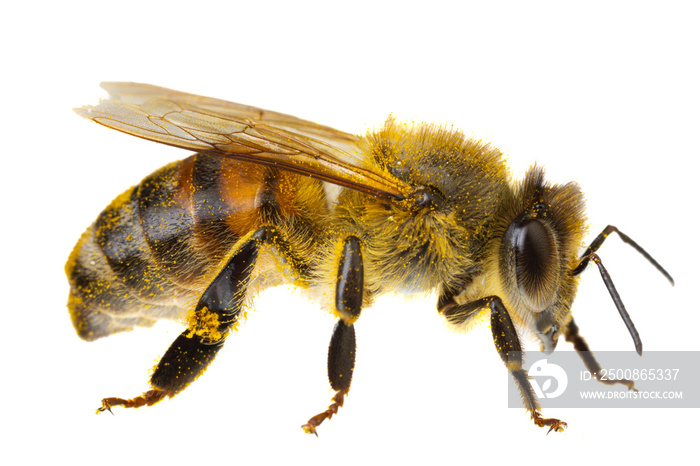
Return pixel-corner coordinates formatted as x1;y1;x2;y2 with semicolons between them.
67;83;673;434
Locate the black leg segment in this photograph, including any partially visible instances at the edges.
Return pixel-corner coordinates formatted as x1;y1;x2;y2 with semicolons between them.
437;286;484;328
302;235;364;435
328;320;356;392
335;236;364;322
97;226;304;413
150;233;260;393
460;295;567;433
564;318;636;390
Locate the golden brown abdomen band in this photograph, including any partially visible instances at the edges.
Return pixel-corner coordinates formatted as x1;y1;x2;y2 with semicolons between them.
66;154;326;340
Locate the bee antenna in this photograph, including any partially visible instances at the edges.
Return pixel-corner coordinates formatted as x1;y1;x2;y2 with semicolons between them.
572;226;674;356
613;229;675;286
587;253;643;356
572;225;674;285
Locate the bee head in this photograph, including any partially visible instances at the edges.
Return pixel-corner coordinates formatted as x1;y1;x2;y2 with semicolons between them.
497;166;587;353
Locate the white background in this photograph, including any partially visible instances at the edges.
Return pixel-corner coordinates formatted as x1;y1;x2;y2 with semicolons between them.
2;1;698;464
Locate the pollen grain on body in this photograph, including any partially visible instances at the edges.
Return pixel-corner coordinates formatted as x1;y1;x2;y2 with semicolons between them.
185;306;224;342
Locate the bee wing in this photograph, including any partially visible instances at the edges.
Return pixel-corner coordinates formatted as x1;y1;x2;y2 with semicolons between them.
75;82;409;199
98;82;360;151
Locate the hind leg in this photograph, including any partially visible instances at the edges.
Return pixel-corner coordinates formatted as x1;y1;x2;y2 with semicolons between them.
97;226;307;413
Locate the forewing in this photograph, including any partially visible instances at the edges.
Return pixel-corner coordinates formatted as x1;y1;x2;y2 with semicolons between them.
99;82;359;152
75;83;407;198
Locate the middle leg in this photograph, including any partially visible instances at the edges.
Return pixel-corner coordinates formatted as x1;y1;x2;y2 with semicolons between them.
302;236;363;435
564;318;636;391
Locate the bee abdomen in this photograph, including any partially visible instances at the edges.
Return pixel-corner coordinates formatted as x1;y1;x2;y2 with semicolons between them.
92;155;256;297
136;157;214;288
66;157;215;340
93;185;195;303
189;154;256;260
66;154;327;340
65;223;184;341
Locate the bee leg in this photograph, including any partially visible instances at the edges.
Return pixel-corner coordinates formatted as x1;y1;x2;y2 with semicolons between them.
437;278;484;328
564;318;636;391
449;296;566;433
301;320;356;436
98;226;301;414
302;236;362;435
487;296;567;433
437;274;474;314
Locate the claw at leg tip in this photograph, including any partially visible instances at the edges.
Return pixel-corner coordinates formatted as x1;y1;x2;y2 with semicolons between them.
96;403;113;415
301;424;318;436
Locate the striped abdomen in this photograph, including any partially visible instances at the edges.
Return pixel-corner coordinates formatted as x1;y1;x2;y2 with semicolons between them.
66;154;328;341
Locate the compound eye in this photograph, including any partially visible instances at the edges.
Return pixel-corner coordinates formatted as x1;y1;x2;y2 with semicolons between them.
510;219;559;311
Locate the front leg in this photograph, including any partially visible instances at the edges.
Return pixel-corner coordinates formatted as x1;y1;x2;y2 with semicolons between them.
302;236;363;435
440;296;566;433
